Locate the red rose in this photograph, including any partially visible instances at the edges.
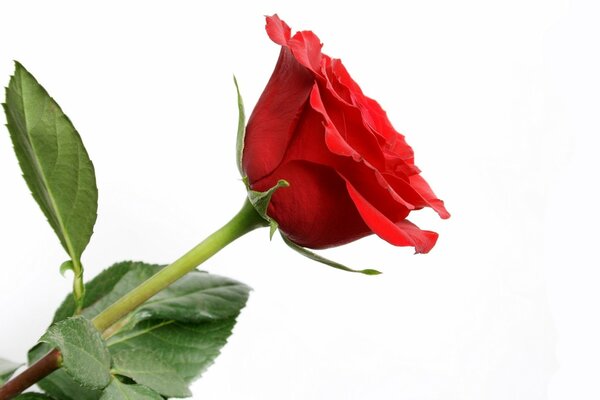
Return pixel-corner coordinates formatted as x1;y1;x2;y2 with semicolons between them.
242;15;449;253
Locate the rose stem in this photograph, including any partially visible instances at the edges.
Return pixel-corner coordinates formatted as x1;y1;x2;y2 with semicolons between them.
0;199;267;400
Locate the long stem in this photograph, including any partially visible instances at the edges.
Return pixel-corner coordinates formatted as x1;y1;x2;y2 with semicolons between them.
0;199;266;400
93;199;266;331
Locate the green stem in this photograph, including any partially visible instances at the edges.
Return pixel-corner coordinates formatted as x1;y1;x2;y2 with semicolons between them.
0;199;267;400
73;260;85;314
92;199;267;332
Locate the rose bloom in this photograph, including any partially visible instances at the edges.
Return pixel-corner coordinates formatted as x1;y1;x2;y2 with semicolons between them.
242;15;449;253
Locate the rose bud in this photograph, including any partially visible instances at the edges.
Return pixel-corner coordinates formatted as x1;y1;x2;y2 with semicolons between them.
241;15;449;254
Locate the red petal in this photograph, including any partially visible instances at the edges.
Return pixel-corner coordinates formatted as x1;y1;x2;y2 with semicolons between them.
408;174;451;219
243;48;314;182
286;30;324;76
265;14;291;45
266;16;325;75
277;92;417;216
336;159;412;221
309;84;361;159
344;178;439;253
252;160;371;249
310;82;391;172
329;58;415;162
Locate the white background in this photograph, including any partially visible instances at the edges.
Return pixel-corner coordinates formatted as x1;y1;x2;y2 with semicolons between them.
0;0;598;399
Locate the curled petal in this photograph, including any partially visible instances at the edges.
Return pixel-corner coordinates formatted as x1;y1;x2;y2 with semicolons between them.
310;83;390;171
344;178;439;253
309;84;360;159
329;58;415;162
265;14;292;45
287;31;324;75
373;170;416;211
408;174;451;219
265;15;324;76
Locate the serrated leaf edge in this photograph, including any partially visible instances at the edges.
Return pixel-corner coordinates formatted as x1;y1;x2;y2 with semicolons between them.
39;316;111;390
3;62;95;268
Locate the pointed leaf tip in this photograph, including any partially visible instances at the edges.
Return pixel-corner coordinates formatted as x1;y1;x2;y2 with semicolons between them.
269;220;279;240
4;62;98;268
361;269;383;276
276;179;290;188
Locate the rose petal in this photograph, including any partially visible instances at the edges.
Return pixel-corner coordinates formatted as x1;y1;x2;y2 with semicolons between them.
252;160;371;249
309;84;360;159
382;173;447;217
408;174;451;219
276;94;417;215
266;15;324;76
329;58;415;162
374;170;416;211
329;58;362;102
249;15;449;252
344;178;439;253
324;59;353;105
287;30;324;76
243;47;314;182
310;83;391;172
265;14;292;45
336;159;412;221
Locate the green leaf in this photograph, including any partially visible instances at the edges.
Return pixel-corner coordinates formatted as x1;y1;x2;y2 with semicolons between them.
30;261;251;399
39;316;111;390
3;62;98;265
281;233;382;275
133;269;251;324
234;75;246;176
28;262;159;400
14;394;55;399
100;379;162;400
0;357;21;385
112;350;191;397
29;343;101;400
53;261;250;326
78;265;160;322
107;317;239;383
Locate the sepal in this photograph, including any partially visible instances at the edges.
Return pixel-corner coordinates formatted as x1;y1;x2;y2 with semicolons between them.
234;76;246;177
246;179;289;238
281;234;382;275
